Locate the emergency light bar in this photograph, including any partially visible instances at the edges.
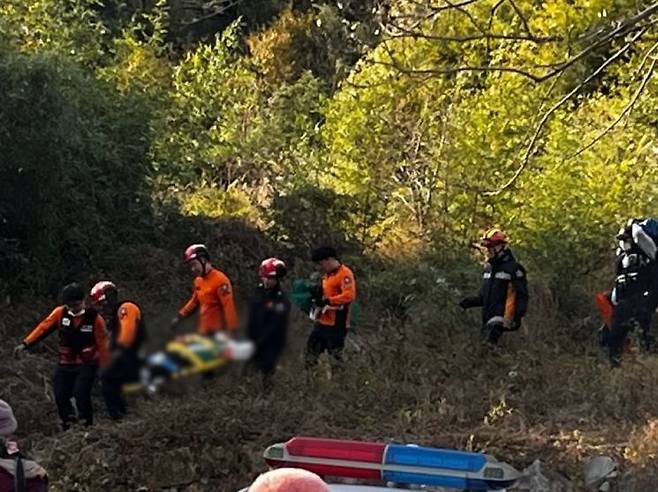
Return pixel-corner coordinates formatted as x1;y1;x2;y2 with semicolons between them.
263;437;519;490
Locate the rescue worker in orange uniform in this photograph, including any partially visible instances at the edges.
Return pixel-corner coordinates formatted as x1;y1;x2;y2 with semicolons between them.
14;283;108;430
171;244;239;335
90;281;147;420
459;229;529;346
305;246;357;367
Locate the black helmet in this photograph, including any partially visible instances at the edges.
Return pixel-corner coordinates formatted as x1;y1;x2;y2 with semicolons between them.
616;218;642;241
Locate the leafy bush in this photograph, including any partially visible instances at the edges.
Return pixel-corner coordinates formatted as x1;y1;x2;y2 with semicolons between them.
0;50;153;294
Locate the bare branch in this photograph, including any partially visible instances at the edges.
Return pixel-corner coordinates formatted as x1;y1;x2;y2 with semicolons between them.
377;35;548;81
486;0;506;54
508;0;533;36
483;27;648;196
423;0;482;15
577;25;609;44
441;0;487;35
390;0;482;24
385;18;560;43
488;0;506;28
511;71;564;151
635;37;658;74
382;2;658;84
565;43;658;160
181;0;242;28
375;2;658;197
538;16;658;79
374;52;548;82
342;76;402;90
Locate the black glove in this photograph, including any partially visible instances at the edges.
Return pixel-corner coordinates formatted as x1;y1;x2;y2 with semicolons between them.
315;298;328;308
309;285;323;299
458;298;470;310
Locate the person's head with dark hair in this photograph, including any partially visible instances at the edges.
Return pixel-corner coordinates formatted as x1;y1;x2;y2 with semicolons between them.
310;246;337;262
61;283;85;316
311;246;340;274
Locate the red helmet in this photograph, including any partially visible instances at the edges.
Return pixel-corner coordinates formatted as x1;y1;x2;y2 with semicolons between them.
184;244;209;262
90;281;117;303
481;228;508;247
258;257;287;278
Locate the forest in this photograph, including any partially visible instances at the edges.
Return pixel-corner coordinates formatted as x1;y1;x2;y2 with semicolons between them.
1;1;658;490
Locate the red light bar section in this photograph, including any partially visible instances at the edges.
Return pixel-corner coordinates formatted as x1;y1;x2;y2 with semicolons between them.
286;437;386;464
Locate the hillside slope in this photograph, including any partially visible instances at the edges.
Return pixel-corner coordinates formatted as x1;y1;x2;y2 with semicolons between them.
3;293;658;491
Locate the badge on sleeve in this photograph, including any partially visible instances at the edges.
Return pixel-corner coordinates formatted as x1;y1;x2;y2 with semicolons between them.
220;283;230;294
343;276;352;285
119;307;128;319
274;302;287;313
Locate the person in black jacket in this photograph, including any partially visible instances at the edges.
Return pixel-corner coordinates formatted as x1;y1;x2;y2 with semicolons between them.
246;258;291;386
459;228;529;345
89;281;147;420
607;219;658;366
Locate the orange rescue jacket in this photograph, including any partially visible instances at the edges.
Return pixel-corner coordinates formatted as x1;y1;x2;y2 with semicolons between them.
24;306;109;366
317;264;356;329
178;268;239;335
110;302;146;352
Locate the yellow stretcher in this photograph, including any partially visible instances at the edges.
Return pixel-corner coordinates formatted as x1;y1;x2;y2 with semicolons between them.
123;333;254;394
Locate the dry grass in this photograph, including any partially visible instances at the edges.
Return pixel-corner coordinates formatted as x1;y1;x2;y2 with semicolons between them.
3;265;658;491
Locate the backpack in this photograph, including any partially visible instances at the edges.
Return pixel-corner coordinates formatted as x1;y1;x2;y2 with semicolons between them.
619;218;658;260
635;218;658;260
639;218;658;242
291;279;361;328
0;450;48;492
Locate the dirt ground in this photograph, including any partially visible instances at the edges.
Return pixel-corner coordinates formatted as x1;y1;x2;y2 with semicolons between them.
3;295;658;492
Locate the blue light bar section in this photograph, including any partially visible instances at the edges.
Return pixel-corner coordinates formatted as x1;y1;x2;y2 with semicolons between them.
382;472;514;490
384;444;486;472
382;471;468;489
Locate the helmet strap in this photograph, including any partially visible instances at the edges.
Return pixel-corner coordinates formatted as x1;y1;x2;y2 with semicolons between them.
199;258;210;275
